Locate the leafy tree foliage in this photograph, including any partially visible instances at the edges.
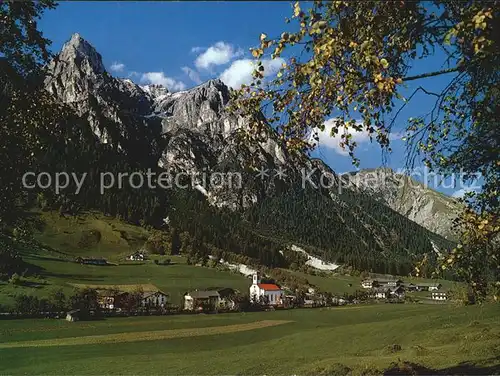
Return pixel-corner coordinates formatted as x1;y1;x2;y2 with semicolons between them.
0;0;56;230
0;0;56;79
232;0;499;299
69;288;100;318
0;236;24;278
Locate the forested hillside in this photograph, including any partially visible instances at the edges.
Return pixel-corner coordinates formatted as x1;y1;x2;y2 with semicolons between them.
2;32;456;278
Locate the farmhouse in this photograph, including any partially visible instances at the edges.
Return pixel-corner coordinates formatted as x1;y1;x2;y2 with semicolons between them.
97;289;168;310
417;283;442;291
389;286;405;299
212;287;238;310
97;290;123;310
371;288;389;299
431;291;448;301
75;257;108;265
184;290;220;311
128;251;145;261
249;273;283;306
361;279;377;289
142;290;169;307
378;279;404;287
66;309;81;322
362;278;404;289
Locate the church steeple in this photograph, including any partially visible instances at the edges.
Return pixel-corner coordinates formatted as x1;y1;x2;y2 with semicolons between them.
252;272;260;285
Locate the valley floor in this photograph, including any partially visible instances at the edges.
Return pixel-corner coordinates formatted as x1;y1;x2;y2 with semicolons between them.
0;211;456;309
1;304;499;375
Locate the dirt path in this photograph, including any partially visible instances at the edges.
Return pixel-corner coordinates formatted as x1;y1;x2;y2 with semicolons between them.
0;320;293;348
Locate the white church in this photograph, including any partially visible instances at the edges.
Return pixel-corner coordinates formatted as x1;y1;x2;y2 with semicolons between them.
249;272;284;306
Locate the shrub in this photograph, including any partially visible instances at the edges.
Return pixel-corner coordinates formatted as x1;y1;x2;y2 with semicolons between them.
14;293;39;314
143;231;170;255
49;288;67;312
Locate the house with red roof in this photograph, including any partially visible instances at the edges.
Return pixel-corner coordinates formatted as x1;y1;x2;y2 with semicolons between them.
249;273;284;306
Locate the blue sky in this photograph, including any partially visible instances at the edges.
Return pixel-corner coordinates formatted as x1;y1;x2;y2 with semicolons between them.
38;2;476;197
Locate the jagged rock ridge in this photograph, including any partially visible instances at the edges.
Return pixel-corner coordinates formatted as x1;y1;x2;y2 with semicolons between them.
45;34;294;207
43;33;455;265
45;33;162;162
343;168;460;239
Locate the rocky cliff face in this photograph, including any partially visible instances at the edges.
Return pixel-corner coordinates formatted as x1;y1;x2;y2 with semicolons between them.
44;33;162;163
344;168;461;239
44;33;456;245
44;33;295;208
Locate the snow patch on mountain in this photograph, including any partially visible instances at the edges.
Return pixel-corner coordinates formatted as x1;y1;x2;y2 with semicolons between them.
208;256;257;277
290;245;340;271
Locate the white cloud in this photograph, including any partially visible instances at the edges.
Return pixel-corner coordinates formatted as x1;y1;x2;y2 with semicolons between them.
140;72;186;92
110;62;126;73
194;41;243;70
311;119;371;156
219;58;284;89
181;66;202;85
452;187;478;198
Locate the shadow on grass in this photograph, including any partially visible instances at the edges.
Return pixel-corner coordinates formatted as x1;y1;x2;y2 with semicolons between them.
383;359;500;375
16;281;45;289
26;254;72;263
41;271;107;283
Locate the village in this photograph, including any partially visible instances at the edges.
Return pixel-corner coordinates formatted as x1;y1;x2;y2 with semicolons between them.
65;260;450;321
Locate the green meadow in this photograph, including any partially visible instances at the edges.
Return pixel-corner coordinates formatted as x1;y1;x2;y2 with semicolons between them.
1;304;499;375
0;210;453;308
2;211;492;375
0;211;252;307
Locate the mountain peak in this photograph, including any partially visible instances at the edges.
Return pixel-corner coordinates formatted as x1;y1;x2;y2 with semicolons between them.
198;78;227;91
59;33;105;74
141;84;169;100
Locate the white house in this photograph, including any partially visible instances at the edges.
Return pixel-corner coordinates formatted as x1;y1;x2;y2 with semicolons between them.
428;284;442;291
372;288;389;299
141;291;169;307
128;251;145;261
66;309;80;322
384;279;404;288
249;273;283;306
431;291;447;301
361;279;376;289
416;282;442;291
183;290;220;311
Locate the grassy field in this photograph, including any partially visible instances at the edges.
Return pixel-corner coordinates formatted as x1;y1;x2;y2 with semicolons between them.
1;211;497;374
0;211;256;307
0;304;499;375
0;210;454;309
0;254;252;307
33;210;151;261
